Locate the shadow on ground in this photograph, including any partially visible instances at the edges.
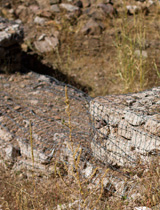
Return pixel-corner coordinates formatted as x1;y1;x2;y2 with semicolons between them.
21;52;92;94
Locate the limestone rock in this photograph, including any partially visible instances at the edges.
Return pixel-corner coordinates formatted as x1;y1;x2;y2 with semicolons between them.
124;112;145;126
97;3;117;17
34;36;59;52
87;8;106;20
15;5;29;22
126;5;141;15
60;3;79;12
134;207;152;210
0;126;13;141
57;200;79;210
5;145;21;161
80;18;105;35
131;193;141;201
17;138;55;164
36;0;50;9
0;18;23;47
50;0;61;4
134;49;148;58
38;74;51;83
83;162;93;178
34;16;46;25
90;87;160;166
144;118;160;136
50;4;60;13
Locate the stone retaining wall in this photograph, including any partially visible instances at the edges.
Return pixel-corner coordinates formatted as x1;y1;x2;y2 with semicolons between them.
90;87;160;166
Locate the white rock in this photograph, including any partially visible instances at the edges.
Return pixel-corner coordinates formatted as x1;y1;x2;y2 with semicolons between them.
131;193;141;201
99;125;110;137
34;16;46;25
53;133;65;142
125;112;145;126
83;163;93;178
134;50;148;58
126;5;140;15
34;37;59;53
50;5;60;13
23;120;30;128
148;0;154;6
103;177;110;187
38;75;50;83
144;118;160;136
0;127;13;141
30;100;39;105
38;34;46;41
134;207;152;210
57;200;79;210
60;3;79;12
5;145;21;160
118;120;132;140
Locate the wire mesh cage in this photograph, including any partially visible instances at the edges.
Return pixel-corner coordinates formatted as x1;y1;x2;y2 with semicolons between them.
0;71;160;199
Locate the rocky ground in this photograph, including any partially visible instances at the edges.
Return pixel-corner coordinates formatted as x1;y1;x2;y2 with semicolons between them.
0;0;160;209
0;0;160;96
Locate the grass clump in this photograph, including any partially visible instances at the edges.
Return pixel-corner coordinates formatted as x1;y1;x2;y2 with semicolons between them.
114;12;149;92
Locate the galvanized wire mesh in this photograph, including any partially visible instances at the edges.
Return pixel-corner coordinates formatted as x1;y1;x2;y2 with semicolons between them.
90;88;160;167
0;71;159;198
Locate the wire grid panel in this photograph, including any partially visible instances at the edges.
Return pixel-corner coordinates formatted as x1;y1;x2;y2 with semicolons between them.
0;72;159;198
0;72;92;167
90;88;160;167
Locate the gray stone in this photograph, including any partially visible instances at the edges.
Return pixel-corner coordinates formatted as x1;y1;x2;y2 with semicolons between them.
34;36;59;52
17;138;55;164
29;100;39;105
15;5;29;22
134;49;148;58
144;118;160;136
134;207;152;210
38;34;46;41
131;193;141;201
97;3;116;17
114;180;127;195
50;0;61;5
83;163;93;178
126;5;141;15
0;18;23;47
81;18;105;35
5;145;21;160
118;120;133;140
38;75;50;83
50;4;60;13
88;8;106;21
36;0;50;9
124;112;145;126
0;127;13;141
57;200;79;210
34;16;46;25
60;3;79;12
